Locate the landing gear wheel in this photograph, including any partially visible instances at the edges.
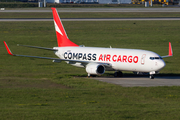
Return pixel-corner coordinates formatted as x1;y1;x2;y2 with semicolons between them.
114;71;123;77
91;75;97;77
150;75;154;79
87;74;97;78
87;73;91;78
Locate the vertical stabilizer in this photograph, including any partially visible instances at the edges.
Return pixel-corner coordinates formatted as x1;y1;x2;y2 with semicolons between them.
51;8;79;47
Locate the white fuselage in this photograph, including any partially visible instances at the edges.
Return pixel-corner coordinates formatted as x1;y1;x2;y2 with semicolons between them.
54;47;166;73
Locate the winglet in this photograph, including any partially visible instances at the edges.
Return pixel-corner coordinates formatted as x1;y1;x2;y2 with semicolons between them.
169;42;173;56
4;41;14;56
161;42;173;58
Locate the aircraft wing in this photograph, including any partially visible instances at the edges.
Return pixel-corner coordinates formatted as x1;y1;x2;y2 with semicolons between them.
161;42;173;58
4;41;112;67
17;44;57;51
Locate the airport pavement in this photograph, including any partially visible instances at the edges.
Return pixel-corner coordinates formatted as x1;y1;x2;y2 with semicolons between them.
0;8;180;13
1;18;180;21
91;76;180;87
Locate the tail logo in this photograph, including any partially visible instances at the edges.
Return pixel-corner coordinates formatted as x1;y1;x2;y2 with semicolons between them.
54;21;63;36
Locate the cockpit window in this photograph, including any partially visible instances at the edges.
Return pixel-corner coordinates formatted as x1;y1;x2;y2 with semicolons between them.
150;57;162;60
150;57;154;60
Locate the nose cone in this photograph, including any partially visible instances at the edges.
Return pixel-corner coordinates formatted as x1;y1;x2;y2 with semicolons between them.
158;60;166;70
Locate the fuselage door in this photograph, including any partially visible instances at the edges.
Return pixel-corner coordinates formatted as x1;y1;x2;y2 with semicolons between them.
141;54;146;65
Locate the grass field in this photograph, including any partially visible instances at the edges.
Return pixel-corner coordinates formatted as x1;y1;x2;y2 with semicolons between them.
1;12;180;18
1;20;180;119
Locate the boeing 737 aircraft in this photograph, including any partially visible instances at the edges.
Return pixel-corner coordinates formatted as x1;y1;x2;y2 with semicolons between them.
4;8;173;79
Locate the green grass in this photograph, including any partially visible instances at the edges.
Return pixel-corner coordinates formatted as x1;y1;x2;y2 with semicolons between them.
0;20;180;119
1;12;180;18
1;78;180;119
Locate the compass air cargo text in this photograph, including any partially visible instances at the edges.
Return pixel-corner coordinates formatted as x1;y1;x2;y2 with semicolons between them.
64;52;139;63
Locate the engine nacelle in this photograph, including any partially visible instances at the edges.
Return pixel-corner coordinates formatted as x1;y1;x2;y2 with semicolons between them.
86;63;105;75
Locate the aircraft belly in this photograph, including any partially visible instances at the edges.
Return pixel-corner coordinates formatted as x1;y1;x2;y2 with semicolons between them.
71;63;84;68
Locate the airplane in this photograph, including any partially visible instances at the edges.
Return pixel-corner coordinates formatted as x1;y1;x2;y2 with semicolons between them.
4;8;173;79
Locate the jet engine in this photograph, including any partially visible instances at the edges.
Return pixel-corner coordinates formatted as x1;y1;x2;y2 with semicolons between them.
86;63;105;75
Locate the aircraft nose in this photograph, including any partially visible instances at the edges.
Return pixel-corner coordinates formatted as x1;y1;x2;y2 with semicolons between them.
158;60;166;70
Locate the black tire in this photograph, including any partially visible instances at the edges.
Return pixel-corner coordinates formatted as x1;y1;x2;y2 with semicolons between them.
114;71;123;77
150;75;154;79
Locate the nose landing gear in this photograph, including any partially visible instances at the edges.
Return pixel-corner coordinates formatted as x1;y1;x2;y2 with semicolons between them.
149;71;158;79
149;74;154;79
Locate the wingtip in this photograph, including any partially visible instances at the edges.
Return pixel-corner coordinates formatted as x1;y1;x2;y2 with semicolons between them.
169;42;173;56
4;41;13;56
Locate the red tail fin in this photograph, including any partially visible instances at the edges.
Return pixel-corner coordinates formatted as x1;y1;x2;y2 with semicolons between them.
51;8;78;47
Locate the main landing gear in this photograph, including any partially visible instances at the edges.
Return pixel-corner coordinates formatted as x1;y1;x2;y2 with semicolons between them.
114;71;123;77
87;74;97;78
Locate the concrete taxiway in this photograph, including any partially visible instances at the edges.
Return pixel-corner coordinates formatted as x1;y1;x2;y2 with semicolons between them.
1;18;180;21
1;8;180;12
91;76;180;87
